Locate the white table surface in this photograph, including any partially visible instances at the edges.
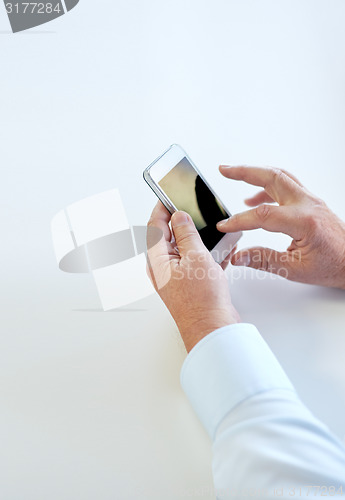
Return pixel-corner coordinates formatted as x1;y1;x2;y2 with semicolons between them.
1;1;345;498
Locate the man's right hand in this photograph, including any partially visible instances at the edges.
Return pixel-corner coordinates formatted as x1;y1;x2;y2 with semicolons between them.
216;165;345;290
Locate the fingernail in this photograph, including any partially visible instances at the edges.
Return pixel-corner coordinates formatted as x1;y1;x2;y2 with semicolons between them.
217;219;229;228
219;165;232;169
172;211;190;226
233;254;251;267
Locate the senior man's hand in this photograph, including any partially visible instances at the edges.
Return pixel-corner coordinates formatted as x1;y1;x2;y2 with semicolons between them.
147;202;240;352
217;165;345;289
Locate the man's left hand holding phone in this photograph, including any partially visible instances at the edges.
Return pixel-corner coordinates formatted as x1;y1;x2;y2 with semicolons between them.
143;144;241;352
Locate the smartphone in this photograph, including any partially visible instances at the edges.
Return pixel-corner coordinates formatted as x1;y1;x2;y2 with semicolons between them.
143;144;242;263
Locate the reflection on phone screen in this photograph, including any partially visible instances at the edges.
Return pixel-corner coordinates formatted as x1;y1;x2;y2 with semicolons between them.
158;157;229;250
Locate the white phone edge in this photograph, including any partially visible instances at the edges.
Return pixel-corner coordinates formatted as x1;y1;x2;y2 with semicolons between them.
143;144;242;264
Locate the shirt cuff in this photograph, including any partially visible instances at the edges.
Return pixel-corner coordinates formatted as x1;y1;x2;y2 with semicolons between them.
180;323;296;440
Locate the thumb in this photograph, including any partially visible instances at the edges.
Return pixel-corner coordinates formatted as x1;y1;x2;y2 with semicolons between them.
171;211;206;257
231;247;293;279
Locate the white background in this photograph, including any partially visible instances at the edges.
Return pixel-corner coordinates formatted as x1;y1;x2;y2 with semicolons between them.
1;1;345;499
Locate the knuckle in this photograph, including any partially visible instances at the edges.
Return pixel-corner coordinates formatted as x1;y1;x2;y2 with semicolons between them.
176;230;197;246
311;195;327;208
255;204;271;221
303;212;320;232
271;167;285;183
252;248;270;271
280;168;301;185
260;252;270;272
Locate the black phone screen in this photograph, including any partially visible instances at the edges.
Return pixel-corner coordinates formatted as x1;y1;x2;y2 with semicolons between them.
158;157;229;250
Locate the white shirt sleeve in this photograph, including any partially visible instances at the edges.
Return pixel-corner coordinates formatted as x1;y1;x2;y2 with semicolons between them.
180;324;345;499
